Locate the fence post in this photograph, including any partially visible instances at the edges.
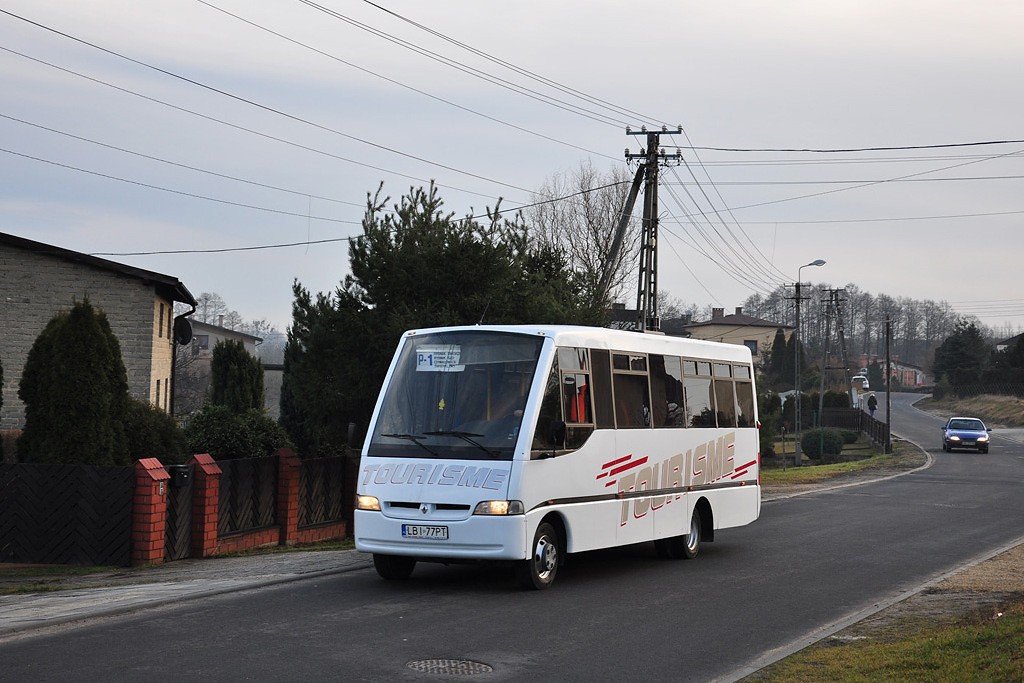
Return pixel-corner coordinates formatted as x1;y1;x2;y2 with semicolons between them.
189;453;222;558
278;448;301;546
132;458;170;566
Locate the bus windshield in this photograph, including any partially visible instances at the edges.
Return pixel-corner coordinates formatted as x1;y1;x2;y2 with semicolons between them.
367;331;544;461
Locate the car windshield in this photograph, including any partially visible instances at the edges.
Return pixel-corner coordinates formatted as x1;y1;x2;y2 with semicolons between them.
367;331;544;461
949;419;984;430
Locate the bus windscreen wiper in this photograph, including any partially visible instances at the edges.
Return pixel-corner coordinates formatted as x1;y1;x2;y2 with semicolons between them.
380;433;439;457
424;430;500;459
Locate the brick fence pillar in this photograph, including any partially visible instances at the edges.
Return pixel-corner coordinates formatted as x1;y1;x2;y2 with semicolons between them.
277;448;301;546
189;453;222;558
132;458;170;566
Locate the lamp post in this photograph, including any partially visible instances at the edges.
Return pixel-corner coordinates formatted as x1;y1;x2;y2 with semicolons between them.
793;259;826;466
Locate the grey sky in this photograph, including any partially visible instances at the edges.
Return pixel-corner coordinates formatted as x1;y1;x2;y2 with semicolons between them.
2;1;1022;332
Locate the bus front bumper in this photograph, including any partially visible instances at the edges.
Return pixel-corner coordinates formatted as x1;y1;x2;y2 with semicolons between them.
354;509;528;561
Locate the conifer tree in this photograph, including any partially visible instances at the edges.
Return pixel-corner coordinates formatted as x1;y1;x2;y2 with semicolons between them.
210;339;264;414
18;299;129;465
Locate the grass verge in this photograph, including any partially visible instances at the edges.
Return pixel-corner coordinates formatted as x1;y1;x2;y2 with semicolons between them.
748;601;1024;682
761;439;917;486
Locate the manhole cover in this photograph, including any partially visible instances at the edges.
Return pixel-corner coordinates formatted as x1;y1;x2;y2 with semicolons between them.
406;659;493;675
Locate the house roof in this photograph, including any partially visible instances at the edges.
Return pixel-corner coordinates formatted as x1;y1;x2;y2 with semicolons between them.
0;231;196;306
189;319;262;343
997;332;1024;347
685;312;791;331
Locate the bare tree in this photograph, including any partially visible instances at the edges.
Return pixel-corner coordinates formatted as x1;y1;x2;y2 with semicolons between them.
525;161;638;311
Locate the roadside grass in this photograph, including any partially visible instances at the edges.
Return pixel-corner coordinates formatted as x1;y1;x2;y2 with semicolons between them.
760;437;914;486
917;394;1024;427
750;601;1024;682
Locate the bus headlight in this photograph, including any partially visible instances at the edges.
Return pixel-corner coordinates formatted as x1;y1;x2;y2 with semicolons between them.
473;500;524;515
357;495;381;511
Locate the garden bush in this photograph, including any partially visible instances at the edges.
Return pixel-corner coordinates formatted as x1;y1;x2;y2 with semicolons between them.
801;428;844;458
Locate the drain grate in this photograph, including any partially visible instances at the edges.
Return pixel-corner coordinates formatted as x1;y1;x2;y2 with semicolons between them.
406;659;494;675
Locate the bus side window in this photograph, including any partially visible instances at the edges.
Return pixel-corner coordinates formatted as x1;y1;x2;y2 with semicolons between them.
736;380;755;427
590;349;615;429
531;364;563;456
612;352;651;429
683;360;716;428
652;354;685;427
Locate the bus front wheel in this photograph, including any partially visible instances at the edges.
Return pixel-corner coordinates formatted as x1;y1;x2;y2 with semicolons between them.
373;553;416;580
517;522;560;590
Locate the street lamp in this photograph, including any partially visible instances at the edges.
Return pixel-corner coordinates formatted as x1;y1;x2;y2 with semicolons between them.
793;259;826;466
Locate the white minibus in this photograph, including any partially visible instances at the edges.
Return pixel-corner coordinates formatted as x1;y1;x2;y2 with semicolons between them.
355;325;760;589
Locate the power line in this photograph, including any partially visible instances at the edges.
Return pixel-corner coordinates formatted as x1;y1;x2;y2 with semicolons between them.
0;146;363;225
0;8;533;194
673;140;1024;153
296;0;631;128
197;0;618;162
0;112;364;207
357;0;673;129
0;45;507;203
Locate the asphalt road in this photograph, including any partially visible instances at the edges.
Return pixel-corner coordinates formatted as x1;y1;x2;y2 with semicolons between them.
2;394;1022;682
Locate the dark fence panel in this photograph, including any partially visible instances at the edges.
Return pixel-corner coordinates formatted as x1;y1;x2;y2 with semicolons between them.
218;456;278;537
861;411;891;452
822;408;862;430
0;463;134;566
298;456;346;529
164;464;194;561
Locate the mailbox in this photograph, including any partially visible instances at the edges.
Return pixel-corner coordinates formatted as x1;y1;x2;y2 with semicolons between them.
168;464;191;489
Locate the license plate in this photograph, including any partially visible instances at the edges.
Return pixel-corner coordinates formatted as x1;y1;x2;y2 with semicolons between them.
402;524;448;540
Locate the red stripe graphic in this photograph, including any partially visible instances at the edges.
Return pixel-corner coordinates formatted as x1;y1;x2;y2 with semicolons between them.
600;454;632;470
609;456;648;477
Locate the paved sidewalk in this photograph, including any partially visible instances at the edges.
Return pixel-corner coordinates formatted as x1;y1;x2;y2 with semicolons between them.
0;550;372;638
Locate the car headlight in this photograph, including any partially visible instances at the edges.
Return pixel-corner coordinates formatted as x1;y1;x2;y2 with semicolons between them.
357;495;381;511
978;435;988;442
473;500;524;515
949;435;960;441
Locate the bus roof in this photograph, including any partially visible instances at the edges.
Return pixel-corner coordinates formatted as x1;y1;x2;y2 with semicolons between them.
402;324;754;365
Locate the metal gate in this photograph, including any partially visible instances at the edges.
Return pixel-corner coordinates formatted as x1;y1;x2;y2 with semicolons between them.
164;464;193;561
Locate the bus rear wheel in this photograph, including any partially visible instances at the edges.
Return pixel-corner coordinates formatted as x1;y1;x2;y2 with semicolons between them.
517;522;560;590
656;509;703;560
373;553;416;580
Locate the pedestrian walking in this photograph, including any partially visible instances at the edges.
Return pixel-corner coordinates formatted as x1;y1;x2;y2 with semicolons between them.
867;392;878;418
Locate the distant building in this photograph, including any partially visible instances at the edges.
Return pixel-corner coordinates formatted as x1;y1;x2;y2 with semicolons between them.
682;307;792;366
996;333;1024;353
174;319;262;415
0;231;195;431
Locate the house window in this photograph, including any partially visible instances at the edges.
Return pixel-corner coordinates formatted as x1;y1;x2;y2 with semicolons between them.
195;335;209;350
743;340;758;355
156;379;161;407
167;307;173;339
158;303;165;338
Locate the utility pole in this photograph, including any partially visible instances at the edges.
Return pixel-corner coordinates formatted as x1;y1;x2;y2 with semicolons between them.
885;316;893;453
622;127;681;332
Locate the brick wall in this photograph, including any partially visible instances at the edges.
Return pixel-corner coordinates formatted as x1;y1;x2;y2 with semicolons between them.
0;245;168;430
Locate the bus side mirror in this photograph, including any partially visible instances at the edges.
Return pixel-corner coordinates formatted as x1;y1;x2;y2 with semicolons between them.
550;420;566;450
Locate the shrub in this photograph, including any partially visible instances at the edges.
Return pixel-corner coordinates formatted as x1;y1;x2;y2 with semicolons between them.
839;429;859;444
801;428;844;458
125;396;188;465
18;299;130;465
185;404;291;460
210;339;264;413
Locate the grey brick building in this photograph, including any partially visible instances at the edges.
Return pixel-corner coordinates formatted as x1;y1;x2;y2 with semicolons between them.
0;232;196;433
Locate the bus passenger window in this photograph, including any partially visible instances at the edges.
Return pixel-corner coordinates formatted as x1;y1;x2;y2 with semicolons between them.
590;349;615;429
614;374;650;428
736;381;755;427
714;379;737;427
651;354;684;427
683;375;716;428
562;373;592;424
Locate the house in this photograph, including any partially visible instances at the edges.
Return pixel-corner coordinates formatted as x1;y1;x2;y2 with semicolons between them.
0;231;196;432
174;319;262;415
682;307;792;366
996;333;1024;353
